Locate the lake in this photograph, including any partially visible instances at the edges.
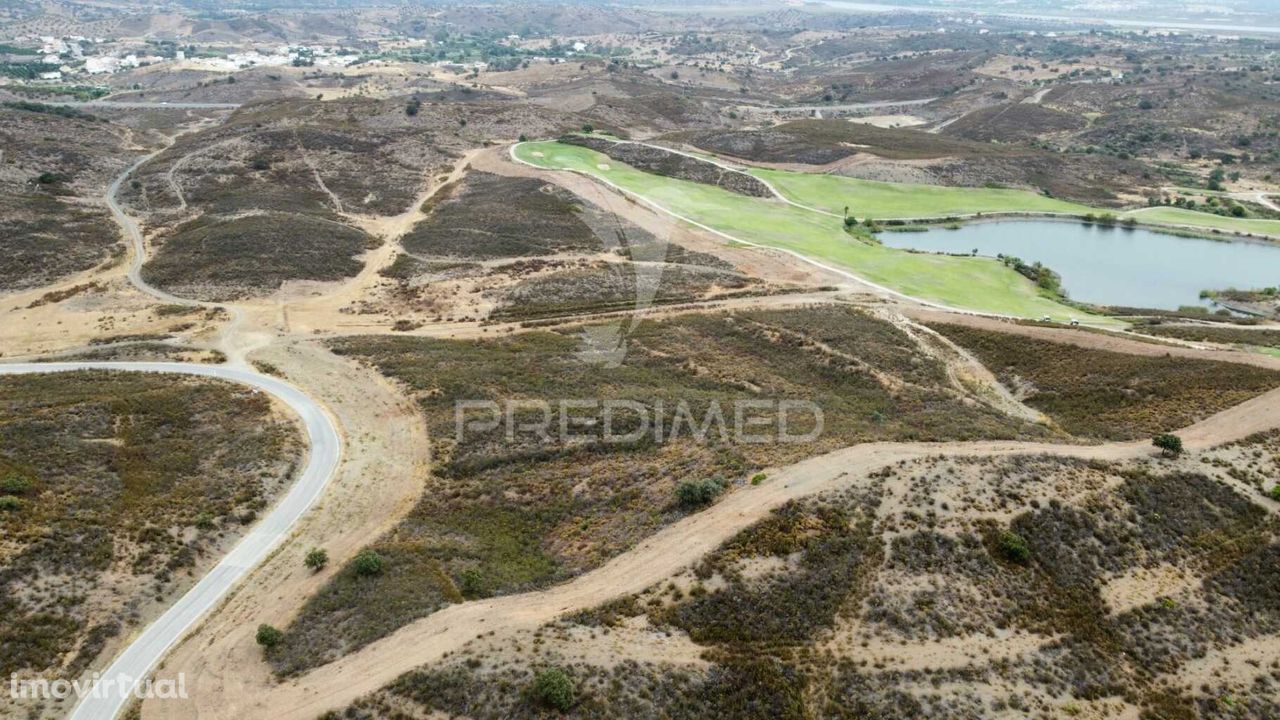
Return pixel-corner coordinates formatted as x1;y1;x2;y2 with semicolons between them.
877;220;1280;310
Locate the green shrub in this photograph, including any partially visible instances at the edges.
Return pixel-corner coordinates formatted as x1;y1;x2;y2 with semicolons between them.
305;547;329;572
353;550;385;577
0;495;22;512
677;477;725;508
531;667;574;711
255;624;284;648
750;473;767;486
1268;485;1280;502
458;568;485;598
1153;433;1184;457
998;531;1031;563
0;475;31;495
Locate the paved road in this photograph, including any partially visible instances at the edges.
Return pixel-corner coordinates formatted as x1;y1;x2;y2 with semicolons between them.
0;362;340;720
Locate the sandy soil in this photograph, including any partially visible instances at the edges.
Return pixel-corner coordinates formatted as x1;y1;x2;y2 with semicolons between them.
1100;564;1198;615
849;113;928;128
148;374;1280;720
277;149;482;335
141;339;430;720
12;134;1279;720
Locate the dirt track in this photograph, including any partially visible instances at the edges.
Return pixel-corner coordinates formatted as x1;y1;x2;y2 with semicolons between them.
141;376;1280;720
14;139;1280;720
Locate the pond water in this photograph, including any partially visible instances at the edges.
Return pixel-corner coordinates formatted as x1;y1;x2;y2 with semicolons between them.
877;220;1280;310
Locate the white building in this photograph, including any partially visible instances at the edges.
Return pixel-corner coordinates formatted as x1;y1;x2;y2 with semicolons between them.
84;56;119;73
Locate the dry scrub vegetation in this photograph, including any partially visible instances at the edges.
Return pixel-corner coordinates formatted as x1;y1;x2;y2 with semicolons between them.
265;305;1045;675
0;103;137;291
369;169;763;324
339;439;1280;720
927;322;1280;439
672;119;1160;205
123;97;585;299
1135;324;1280;349
0;371;301;686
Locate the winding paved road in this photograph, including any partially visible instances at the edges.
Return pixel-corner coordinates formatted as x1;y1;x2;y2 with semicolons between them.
0;362;340;720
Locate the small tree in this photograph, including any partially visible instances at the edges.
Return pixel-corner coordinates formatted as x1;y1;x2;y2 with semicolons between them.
255;624;283;648
532;667;574;711
304;547;329;572
676;478;724;508
458;568;485;598
997;531;1030;563
353;549;385;577
1152;433;1183;458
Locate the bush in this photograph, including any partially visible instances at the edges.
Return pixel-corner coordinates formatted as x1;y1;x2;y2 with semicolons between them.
353;550;385;577
458;568;485;598
532;667;574;711
305;547;329;572
1153;433;1183;458
0;495;21;512
997;531;1031;563
0;475;31;494
1268;485;1280;502
676;477;725;508
256;624;284;648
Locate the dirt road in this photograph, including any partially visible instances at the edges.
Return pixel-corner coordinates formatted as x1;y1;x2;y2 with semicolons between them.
141;376;1280;720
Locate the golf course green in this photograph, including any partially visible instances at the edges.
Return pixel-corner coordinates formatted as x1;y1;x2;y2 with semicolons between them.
1121;206;1280;239
514;140;1116;324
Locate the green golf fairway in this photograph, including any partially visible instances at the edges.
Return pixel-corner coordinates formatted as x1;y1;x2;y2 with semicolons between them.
752;168;1094;219
1122;207;1280;239
515;141;1117;324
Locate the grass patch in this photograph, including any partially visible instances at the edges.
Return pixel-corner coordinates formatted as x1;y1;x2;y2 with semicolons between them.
1124;207;1280;239
514;141;1113;324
